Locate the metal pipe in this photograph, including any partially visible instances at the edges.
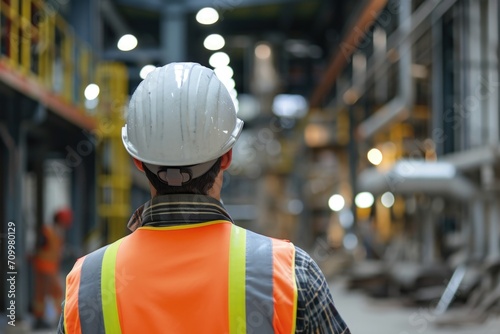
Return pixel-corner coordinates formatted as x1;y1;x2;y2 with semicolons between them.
356;0;454;140
309;0;388;108
356;97;408;140
398;0;413;104
439;145;500;171
487;200;500;259
431;11;444;156
472;199;485;260
467;0;482;147
320;0;458;110
422;202;435;265
487;0;499;145
356;161;479;201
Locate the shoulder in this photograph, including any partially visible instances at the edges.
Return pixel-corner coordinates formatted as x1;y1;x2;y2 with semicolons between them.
67;238;125;278
293;246;351;333
293;246;325;285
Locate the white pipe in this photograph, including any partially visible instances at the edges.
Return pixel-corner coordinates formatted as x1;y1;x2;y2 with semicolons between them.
487;0;499;145
357;97;409;140
422;206;435;264
472;200;485;259
487;200;500;259
439;145;500;171
357;161;478;201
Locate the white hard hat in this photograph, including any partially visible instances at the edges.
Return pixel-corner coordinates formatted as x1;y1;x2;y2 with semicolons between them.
122;62;244;168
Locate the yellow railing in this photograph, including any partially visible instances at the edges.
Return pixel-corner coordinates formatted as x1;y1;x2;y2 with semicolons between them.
96;63;131;243
0;0;96;108
1;0;132;243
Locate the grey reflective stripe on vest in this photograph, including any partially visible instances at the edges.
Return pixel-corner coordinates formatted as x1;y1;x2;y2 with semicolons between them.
245;229;274;334
78;246;108;334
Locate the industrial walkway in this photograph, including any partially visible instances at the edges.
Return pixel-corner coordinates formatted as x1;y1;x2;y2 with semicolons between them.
331;280;500;334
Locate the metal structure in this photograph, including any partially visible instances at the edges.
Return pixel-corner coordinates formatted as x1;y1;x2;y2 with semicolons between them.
96;62;131;244
308;0;500;324
0;0;129;322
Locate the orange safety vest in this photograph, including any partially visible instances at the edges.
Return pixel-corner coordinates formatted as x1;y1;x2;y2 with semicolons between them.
33;225;63;274
63;221;298;333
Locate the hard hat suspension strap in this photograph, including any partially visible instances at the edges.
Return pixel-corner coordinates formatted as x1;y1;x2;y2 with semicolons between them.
143;158;218;187
158;168;192;186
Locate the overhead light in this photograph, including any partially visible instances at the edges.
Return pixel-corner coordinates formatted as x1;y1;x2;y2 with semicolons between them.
117;34;138;51
139;64;156;79
355;192;375;209
214;65;233;80
196;7;219;25
84;83;100;100
367;148;383;165
204;34;225;51
209;52;230;68
255;43;271;59
304;123;329;147
221;77;235;91
229;88;238;99
411;63;428;79
343;88;359;105
343;233;358;250
272;94;308;118
236;94;260;121
328;194;345;212
381;192;395;208
338;209;354;229
287;199;304;215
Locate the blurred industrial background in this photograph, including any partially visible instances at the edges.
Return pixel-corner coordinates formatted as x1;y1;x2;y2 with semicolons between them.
1;0;500;332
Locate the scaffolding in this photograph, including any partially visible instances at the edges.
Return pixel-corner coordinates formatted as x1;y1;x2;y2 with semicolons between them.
0;0;131;252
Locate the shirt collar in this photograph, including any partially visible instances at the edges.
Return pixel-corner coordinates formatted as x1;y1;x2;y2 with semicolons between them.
127;194;233;232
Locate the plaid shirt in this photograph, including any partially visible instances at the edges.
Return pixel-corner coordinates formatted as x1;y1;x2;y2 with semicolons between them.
127;194;350;334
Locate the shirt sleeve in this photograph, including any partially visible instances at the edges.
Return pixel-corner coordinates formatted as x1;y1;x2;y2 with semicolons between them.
294;247;351;334
57;301;65;333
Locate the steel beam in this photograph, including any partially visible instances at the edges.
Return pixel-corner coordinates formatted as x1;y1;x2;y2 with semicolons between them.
112;0;304;12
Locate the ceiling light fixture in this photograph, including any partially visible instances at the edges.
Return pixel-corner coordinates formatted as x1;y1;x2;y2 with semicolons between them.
196;7;219;25
221;78;235;91
204;34;225;51
209;52;230;68
214;65;233;80
139;64;156;79
117;34;138;51
367;148;383;165
84;83;100;100
255;43;271;59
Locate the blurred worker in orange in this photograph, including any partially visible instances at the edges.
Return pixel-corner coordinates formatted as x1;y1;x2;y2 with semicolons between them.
32;207;72;329
58;63;350;333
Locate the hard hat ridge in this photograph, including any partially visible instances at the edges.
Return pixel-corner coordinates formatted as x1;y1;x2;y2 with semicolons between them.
122;62;243;168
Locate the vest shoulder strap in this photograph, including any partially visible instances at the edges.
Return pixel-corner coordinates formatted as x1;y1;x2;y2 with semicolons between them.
64;238;125;334
229;224;297;334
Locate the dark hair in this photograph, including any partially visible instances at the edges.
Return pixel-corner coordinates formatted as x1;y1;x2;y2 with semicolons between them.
142;158;222;196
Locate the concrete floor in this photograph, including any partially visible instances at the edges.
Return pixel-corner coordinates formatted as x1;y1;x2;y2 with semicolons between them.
330;280;500;334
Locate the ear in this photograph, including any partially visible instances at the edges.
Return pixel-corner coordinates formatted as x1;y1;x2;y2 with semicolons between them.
133;158;145;172
220;149;232;171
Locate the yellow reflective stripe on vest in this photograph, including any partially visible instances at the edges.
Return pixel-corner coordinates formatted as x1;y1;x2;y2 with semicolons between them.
229;224;247;333
101;238;124;334
229;224;296;334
